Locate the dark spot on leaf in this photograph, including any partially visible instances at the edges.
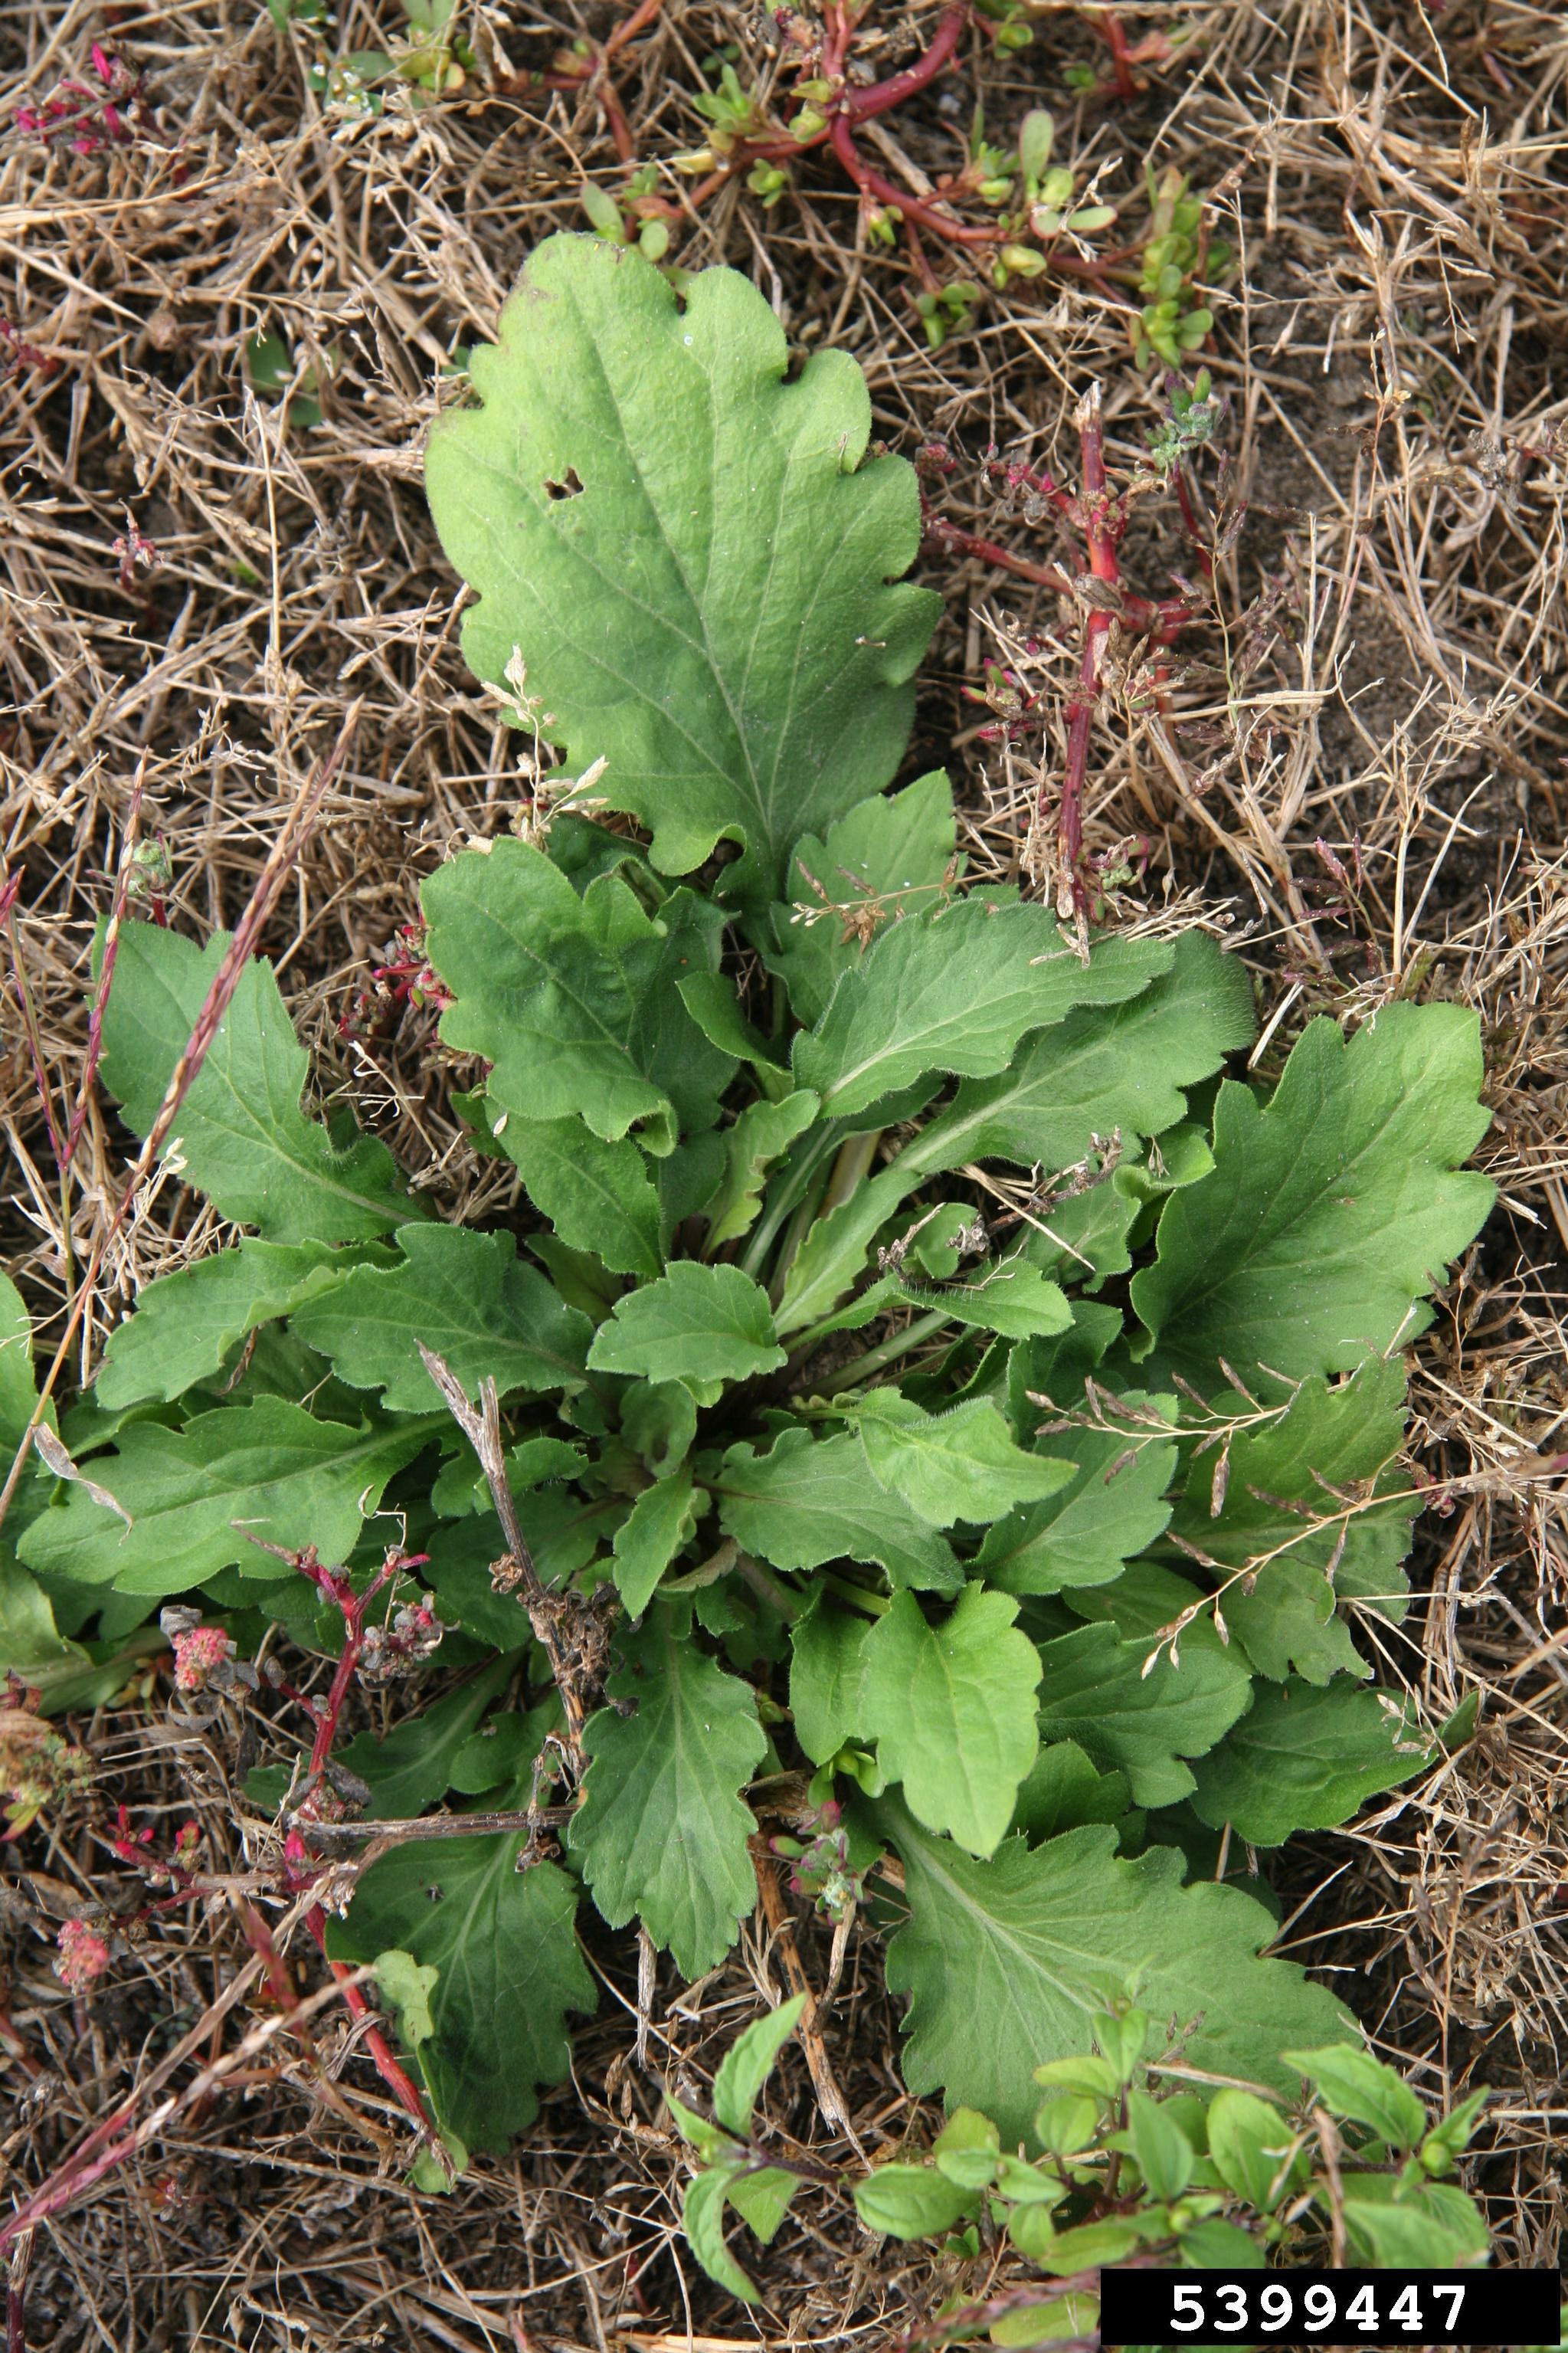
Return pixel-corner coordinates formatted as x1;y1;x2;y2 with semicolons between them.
545;467;584;500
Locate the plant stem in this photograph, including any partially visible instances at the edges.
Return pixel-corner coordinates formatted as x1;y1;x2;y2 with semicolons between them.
816;1307;952;1393
822;1571;890;1618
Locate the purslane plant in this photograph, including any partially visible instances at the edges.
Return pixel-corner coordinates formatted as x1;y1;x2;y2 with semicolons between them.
4;237;1494;2188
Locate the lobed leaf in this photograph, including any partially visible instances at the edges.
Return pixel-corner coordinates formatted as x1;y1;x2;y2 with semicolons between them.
862;1588;1041;1856
425;234;941;909
715;1427;961;1594
587;1260;784;1400
1189;1679;1435;1846
99;921;418;1241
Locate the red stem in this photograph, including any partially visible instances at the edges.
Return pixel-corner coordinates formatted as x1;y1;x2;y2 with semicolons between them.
844;4;967;120
1093;8;1140;103
827;110;997;244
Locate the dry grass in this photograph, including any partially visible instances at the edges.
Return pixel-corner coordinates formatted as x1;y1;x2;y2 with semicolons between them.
2;0;1567;2342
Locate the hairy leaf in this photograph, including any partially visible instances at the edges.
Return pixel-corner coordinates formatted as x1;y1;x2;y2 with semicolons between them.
291;1225;592;1411
99;921;417;1241
974;1408;1177;1597
18;1400;437;1596
879;1799;1352;2143
611;1462;701;1617
1189;1680;1435;1846
793;903;1173;1119
862;1588;1040;1856
899;929;1254;1181
490;1113;663;1278
424;843;733;1151
715;1427;961;1594
1132;1008;1493;1393
1167;1360;1418;1685
571;1605;766;1974
1031;1619;1253;1808
95;1239;387;1409
768;771;958;1026
855;1393;1071;1530
587;1261;784;1401
788;1596;871;1765
425;234;940;908
330;1834;593;2151
705;1092;821;1250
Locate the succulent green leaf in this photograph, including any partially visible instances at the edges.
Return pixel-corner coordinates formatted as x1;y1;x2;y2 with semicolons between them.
862;1588;1040;1856
18;1398;437;1596
611;1461;701;1617
490;1114;663;1278
424;234;941;909
1032;1619;1253;1808
715;1427;961;1594
290;1225;593;1411
95;1239;388;1409
423;844;734;1151
1168;1360;1418;1685
855;1393;1072;1529
1191;1680;1435;1847
587;1262;784;1400
712;1992;807;2136
330;1832;593;2152
1132;1007;1493;1393
571;1604;767;1974
793;903;1173;1119
768;771;958;1026
879;1798;1353;2145
98;921;418;1241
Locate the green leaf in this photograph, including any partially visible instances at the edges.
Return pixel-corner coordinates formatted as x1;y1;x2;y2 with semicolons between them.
330;1838;593;2152
1;1270;41;1445
620;1381;697;1476
861;1589;1040;1856
712;1992;807;2135
788;1597;871;1764
1132;1007;1493;1393
95;1239;387;1409
715;1427;961;1594
423;844;733;1152
854;1393;1071;1529
1283;2043;1427;2147
725;2164;799;2245
490;1114;663;1278
425;234;940;910
975;1404;1177;1596
1206;2087;1298;2208
291;1225;592;1411
899;929;1255;1181
1180;2220;1267;2268
683;2163;760;2303
98;921;417;1241
571;1605;767;1974
1031;1618;1252;1809
853;2162;978;2241
587;1262;784;1401
1190;1679;1435;1846
793;903;1173;1119
373;1948;440;2048
611;1462;701;1616
1168;1360;1418;1685
705;1092;820;1250
1008;1742;1130;1842
18;1399;437;1597
1124;2086;1193;2200
329;1659;521;1818
1338;2174;1489;2266
768;770;957;1026
879;1798;1351;2145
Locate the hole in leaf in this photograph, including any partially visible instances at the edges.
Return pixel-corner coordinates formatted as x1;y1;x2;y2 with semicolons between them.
545;467;584;500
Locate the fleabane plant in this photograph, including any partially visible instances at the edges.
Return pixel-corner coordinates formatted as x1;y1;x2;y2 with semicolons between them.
8;236;1494;2181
